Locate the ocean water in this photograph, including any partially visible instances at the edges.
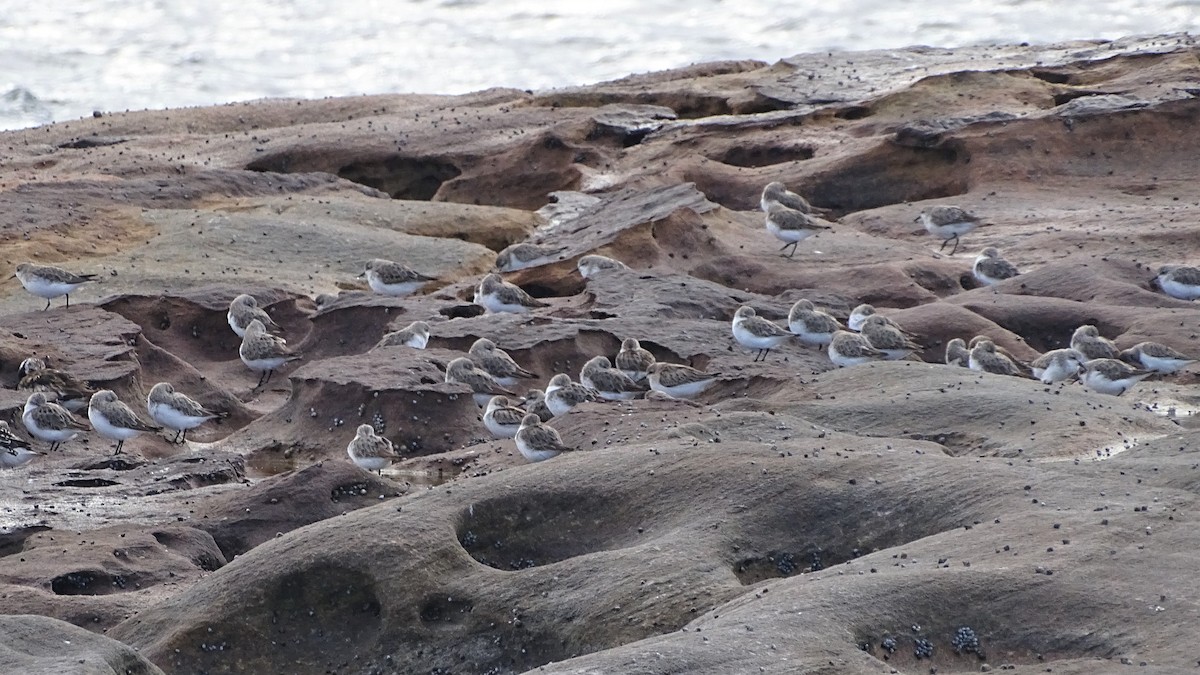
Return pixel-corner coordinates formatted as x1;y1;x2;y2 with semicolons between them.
1;0;1198;130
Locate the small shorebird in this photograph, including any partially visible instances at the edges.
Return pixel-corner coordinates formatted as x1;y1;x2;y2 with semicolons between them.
577;254;628;279
847;304;876;332
515;413;572;463
944;338;970;368
346;424;399;475
1081;358;1154;396
860;314;921;361
88;390;161;455
915;205;980;255
972;247;1020;286
475;273;548;314
495;243;568;272
1070;325;1120;362
967;338;1026;377
22;392;89;451
12;262;98;310
827;330;884;367
579;356;648;401
615;338;656;382
147;382;225;444
646;362;717;399
0;421;42;469
239;319;302;388
1029;348;1087;384
760;181;827;215
787;299;841;348
1153;264;1200;300
483;395;527;439
17;356;94;412
373;321;431;350
544;373;601;417
967;335;1022;364
1119;341;1197;374
445;356;516;407
468;338;538;388
359;258;435;297
765;204;831;258
521;388;555;422
732;306;792;362
227;294;283;338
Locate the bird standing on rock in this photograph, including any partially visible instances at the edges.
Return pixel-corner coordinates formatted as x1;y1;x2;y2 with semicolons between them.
374;321;431;350
88;390;161;455
495;243;568;272
12;262;98;310
1119;341;1197;374
731;306;792;362
468;338;538;388
972;247;1020;286
0;421;42;469
764;205;831;258
359;258;435;297
483;396;527;439
579;355;648;401
544;373;601;417
22;392;89;452
787;299;842;348
860;314;921;360
1070;325;1119;362
615;338;656;382
239;319;302;389
577;254;629;279
760;181;827;215
1029;348;1087;384
645;362;718;399
1153;264;1200;300
147;382;225;444
227;294;283;338
445;356;516;407
1080;359;1154;396
475;273;548;314
847;304;876;332
17;356;95;412
944;338;969;367
967;339;1026;377
827;330;884;367
515;413;572;463
346;424;399;474
916;205;980;255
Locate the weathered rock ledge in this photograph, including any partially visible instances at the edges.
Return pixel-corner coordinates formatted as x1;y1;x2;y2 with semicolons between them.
2;34;1200;674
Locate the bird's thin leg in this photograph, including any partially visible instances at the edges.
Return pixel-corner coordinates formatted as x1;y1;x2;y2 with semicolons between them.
781;241;799;258
949;235;961;256
65;294;70;308
43;298;51;311
264;369;274;386
114;440;123;455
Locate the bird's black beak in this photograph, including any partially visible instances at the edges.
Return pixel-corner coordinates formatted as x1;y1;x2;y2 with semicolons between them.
912;216;920;223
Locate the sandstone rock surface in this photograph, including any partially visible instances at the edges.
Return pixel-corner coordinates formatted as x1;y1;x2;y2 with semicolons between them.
2;33;1200;675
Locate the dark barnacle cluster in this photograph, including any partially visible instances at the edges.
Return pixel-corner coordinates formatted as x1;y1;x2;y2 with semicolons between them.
914;637;934;659
809;549;823;572
952;625;984;657
775;552;797;575
881;636;897;654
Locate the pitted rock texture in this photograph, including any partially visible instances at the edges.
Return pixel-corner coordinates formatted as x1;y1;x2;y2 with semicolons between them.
2;34;1200;675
